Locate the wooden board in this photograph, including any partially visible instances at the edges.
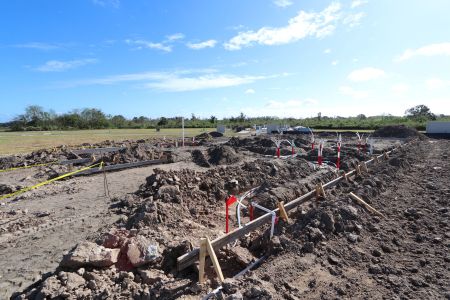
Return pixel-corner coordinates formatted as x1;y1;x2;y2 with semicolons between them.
59;158;92;165
71;147;126;155
72;158;168;176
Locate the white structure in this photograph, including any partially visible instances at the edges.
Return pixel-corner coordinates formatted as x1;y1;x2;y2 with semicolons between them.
267;124;290;134
426;121;450;134
217;125;226;134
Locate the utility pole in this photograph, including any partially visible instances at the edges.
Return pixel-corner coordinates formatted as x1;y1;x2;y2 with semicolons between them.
182;117;185;147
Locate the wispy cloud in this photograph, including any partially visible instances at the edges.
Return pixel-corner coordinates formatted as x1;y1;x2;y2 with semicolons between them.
351;0;368;9
92;0;120;8
273;0;293;8
224;2;342;50
245;88;256;94
55;69;281;92
146;74;271;92
331;60;339;66
348;67;385;82
395;43;450;61
339;86;368;99
13;42;62;51
166;33;185;41
342;12;366;27
239;98;319;118
186;39;217;50
426;78;450;90
125;39;172;52
324;48;332;54
35;59;97;72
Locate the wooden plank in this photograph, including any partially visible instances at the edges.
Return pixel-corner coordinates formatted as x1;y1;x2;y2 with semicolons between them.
349;192;386;218
205;237;224;283
59;158;91;165
177;146;401;271
199;238;207;284
72;147;126;155
72;158;167;176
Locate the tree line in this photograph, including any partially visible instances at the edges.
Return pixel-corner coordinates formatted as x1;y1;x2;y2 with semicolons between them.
1;104;448;132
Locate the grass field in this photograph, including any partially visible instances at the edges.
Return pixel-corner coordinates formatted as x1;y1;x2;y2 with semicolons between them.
0;128;215;155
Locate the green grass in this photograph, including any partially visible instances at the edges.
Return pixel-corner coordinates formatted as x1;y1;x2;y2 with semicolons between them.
0;128;215;155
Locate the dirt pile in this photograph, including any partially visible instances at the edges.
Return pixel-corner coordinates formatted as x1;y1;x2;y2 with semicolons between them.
191;145;241;167
373;125;425;139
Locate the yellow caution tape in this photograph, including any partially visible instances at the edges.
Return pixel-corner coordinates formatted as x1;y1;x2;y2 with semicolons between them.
0;162;104;201
0;161;59;173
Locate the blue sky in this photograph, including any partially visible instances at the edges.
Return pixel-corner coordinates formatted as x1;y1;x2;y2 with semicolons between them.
1;0;450;122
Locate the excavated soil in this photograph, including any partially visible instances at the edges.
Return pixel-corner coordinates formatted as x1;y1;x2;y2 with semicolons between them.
1;134;448;300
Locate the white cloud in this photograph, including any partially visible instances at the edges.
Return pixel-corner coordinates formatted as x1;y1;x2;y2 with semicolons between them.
348;67;385;82
324;48;332;54
351;0;368;9
56;69;279;92
35;59;97;72
125;39;172;52
92;0;120;8
273;0;293;8
396;43;450;61
342;12;366;27
146;74;269;92
236;99;319;118
224;2;342;50
339;86;368;99
245;88;256;94
332;60;339;66
13;42;62;51
186;40;217;50
426;78;450;90
391;83;410;94
166;33;185;41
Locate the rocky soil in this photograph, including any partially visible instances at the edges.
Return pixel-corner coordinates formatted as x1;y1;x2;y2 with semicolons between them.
2;133;447;299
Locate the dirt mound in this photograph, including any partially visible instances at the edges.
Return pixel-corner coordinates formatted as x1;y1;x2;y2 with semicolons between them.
373;125;425;139
209;131;223;138
208;145;240;165
191;150;211;167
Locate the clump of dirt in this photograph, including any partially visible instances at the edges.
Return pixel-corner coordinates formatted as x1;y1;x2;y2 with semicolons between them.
208;145;240;165
373;125;425;139
191;150;211;167
209;131;223;138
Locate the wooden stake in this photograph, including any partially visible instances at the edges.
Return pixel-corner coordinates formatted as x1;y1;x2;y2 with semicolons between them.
349;192;386;218
361;162;369;173
373;155;379;163
383;152;389;160
199;238;207;284
355;163;362;176
315;183;326;199
205;237;224;283
277;201;289;222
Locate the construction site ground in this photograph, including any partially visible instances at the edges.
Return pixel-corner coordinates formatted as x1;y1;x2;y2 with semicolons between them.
0;130;448;299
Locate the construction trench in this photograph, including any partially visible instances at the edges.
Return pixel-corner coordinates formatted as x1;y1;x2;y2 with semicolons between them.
0;127;449;299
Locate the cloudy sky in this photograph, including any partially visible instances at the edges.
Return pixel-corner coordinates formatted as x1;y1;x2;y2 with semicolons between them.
1;0;449;121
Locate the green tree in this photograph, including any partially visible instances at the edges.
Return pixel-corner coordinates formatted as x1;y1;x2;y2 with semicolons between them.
405;105;436;120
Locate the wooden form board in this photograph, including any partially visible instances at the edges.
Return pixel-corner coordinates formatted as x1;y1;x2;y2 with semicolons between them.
71;147;126;155
59;158;92;165
72;158;168;176
177;147;401;271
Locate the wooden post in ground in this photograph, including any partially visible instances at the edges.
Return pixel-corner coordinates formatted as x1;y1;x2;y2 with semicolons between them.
199;238;207;284
373;155;379;163
361;161;369;173
349;192;386;218
205;237;224;283
383;152;389;160
315;183;326;199
355;163;362;176
277;201;289;222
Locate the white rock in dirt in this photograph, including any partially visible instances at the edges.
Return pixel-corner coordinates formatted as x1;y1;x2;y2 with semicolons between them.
127;236;159;267
60;241;120;268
